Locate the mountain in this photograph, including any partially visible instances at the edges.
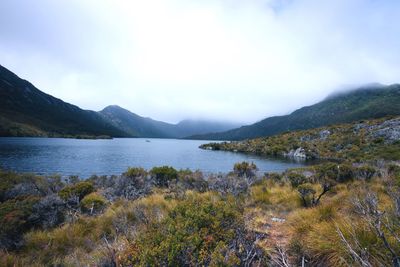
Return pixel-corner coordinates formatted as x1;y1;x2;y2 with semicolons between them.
99;105;239;138
175;119;240;137
0;65;130;138
0;64;239;138
189;84;400;140
99;105;177;138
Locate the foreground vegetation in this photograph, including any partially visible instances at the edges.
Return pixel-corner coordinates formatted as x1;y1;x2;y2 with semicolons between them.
1;116;399;266
0;159;399;266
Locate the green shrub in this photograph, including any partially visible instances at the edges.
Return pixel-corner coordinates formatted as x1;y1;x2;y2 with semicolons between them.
124;167;147;178
315;163;354;183
0;196;41;249
58;181;94;201
151;166;178;187
0;171;55;201
287;172;307;187
233;161;258;177
121;192;246;266
80;193;107;214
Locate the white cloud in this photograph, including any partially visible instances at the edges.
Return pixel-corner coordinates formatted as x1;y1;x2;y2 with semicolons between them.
0;0;399;123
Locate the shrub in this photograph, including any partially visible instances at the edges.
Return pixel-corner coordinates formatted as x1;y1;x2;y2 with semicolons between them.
151;166;178;187
207;174;249;196
0;171;59;201
177;170;208;192
120;192;265;266
58;181;94;201
335;164;355;182
30;194;65;229
266;172;283;182
233;161;258;178
124;167;147;178
108;174;149;200
0;196;41;249
388;164;400;178
66;175;80;184
315;163;354;183
80;193;107;214
355;165;376;180
286;172;307;187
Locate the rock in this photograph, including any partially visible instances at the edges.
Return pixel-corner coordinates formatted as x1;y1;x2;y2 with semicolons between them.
300;135;313;142
319;129;331;140
271;217;286;223
370;118;400;143
284;147;307;159
353;123;367;133
285;147;307;159
294;148;307;158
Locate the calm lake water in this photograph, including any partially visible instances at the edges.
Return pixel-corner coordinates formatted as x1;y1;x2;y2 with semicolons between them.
0;137;306;178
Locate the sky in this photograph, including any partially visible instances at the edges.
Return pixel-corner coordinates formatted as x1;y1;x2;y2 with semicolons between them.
0;0;399;124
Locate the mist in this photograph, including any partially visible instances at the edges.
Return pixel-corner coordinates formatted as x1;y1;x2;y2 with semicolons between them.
0;0;399;124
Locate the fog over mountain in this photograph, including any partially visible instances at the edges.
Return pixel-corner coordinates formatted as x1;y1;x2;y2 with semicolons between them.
1;0;399;123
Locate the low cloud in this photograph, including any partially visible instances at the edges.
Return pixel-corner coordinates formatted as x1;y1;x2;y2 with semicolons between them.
0;0;399;123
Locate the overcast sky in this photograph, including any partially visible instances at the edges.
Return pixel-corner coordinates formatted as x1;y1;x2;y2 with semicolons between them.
0;0;399;124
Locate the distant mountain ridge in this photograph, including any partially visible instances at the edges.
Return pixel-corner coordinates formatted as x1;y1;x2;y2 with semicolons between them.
0;64;238;138
99;105;240;138
188;84;400;140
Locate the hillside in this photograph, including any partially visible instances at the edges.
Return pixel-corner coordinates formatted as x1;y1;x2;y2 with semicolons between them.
99;105;177;138
200;116;400;162
0;65;130;138
190;84;400;140
100;105;240;138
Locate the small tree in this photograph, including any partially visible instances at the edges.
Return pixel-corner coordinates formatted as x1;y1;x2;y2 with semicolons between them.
297;183;316;207
297;180;334;207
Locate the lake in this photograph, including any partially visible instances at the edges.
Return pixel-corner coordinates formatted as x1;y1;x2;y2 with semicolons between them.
0;137;306;178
